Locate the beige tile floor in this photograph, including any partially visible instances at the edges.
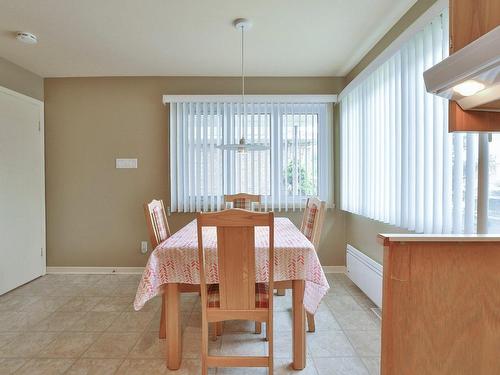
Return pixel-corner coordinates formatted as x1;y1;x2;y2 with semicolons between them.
0;273;380;374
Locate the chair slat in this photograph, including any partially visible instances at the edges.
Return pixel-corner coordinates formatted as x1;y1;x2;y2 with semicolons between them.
207;309;268;322
198;208;270;227
207;356;269;368
143;199;171;248
224;193;261;211
216;226;256;310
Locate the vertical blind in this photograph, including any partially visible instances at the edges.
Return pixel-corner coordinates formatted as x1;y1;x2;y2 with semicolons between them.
169;98;333;213
340;8;479;234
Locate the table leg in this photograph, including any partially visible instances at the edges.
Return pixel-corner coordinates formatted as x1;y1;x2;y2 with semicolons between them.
166;283;181;370
292;280;306;370
159;294;166;339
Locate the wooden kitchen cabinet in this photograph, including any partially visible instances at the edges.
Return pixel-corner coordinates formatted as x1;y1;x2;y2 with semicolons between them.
378;234;500;375
448;0;500;132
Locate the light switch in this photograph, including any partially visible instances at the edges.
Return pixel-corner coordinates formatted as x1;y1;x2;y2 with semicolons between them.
116;158;138;169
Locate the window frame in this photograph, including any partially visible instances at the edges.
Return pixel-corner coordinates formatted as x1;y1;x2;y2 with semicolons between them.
269;104;329;207
166;96;335;212
483;133;500;234
202;104;328;208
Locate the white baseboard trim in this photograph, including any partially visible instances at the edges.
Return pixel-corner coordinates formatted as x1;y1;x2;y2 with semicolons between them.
47;265;345;275
46;266;145;275
322;266;346;274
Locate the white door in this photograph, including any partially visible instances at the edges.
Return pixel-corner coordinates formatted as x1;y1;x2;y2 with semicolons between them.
0;87;45;295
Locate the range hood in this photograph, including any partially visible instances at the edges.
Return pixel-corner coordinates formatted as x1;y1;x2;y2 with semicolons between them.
424;25;500;112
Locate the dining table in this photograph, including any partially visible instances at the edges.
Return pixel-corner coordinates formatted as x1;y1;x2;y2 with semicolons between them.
134;217;329;370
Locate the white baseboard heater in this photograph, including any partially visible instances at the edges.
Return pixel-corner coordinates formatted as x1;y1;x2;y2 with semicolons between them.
346;244;383;308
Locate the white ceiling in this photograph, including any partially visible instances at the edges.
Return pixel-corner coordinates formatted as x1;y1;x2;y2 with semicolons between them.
0;0;416;77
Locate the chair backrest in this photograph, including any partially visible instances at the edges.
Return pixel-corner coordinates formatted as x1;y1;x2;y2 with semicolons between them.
197;209;274;311
300;197;326;249
143;199;171;248
224;193;261;210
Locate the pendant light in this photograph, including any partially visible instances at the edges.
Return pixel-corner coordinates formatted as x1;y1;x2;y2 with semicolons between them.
217;18;269;153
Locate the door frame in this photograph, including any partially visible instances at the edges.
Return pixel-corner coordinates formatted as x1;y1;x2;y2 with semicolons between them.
0;85;46;277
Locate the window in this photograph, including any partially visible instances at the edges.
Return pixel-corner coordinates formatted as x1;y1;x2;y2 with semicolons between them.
488;134;500;233
168;98;333;212
339;8;479;234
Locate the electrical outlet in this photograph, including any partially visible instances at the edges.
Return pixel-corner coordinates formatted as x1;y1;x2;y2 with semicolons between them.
140;241;148;254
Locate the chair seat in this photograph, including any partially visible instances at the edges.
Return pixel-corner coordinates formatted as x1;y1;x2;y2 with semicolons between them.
207;283;269;308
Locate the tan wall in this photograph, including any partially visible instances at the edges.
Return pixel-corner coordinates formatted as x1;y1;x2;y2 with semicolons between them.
345;0;439;84
0;56;44;100
44;76;346;267
345;214;411;264
342;0;436;264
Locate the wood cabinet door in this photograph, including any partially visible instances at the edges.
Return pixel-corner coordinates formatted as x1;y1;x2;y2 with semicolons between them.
448;0;500;132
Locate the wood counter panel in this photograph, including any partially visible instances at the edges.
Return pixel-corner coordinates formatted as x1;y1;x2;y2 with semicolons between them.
381;241;500;375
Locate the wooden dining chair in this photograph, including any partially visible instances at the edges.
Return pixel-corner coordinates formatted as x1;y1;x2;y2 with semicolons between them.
300;197;326;251
276;197;326;332
143;199;174;339
224;193;261;211
197;209;274;375
300;197;326;332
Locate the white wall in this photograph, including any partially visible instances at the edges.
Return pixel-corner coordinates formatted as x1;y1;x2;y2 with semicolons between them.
0;56;43;100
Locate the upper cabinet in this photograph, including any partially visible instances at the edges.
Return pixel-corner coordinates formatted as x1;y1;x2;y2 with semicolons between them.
449;0;500;132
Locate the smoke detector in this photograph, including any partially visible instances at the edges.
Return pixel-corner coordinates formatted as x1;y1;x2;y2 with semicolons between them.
16;32;38;44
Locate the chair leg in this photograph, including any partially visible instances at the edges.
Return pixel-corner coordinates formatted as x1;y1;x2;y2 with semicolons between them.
255;321;262;334
276;288;286;296
306;312;315;332
268;319;273;374
202;316;209;375
159;294;166;339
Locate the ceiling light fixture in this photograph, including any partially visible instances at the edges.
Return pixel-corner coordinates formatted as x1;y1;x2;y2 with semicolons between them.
16;32;38;44
217;18;269;154
453;80;485;97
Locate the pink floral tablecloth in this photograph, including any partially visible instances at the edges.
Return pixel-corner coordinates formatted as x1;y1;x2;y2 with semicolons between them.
134;217;329;314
